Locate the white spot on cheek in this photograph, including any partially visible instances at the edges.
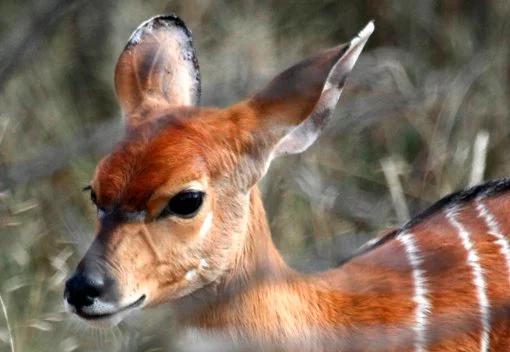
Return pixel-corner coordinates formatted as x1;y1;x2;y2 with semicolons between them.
199;259;209;269
198;212;213;240
185;269;197;281
184;213;212;282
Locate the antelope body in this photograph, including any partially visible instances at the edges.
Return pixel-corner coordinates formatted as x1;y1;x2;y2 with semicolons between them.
64;15;510;351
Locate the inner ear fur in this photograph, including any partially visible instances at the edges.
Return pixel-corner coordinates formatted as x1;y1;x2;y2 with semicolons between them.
114;15;201;124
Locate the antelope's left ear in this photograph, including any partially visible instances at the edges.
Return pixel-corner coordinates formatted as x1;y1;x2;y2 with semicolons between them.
247;21;374;159
114;15;200;125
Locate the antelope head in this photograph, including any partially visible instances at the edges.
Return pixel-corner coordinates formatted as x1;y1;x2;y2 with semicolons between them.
64;14;373;324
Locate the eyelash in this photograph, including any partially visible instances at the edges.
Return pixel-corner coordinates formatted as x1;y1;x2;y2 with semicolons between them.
83;186;205;220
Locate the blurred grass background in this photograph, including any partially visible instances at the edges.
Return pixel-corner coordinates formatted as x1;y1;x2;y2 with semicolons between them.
1;0;510;351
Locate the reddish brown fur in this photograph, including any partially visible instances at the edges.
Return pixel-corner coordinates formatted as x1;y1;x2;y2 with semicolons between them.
87;103;510;350
70;16;510;352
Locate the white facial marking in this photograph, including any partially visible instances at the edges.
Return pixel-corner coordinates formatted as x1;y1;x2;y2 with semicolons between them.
445;206;490;352
185;269;197;281
199;258;209;269
66;295;144;327
198;212;213;240
397;231;430;352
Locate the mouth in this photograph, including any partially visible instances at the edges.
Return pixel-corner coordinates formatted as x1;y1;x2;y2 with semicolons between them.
75;295;146;321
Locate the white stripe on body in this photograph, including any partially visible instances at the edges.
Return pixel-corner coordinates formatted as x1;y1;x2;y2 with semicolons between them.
397;231;430;352
475;197;510;283
445;206;490;352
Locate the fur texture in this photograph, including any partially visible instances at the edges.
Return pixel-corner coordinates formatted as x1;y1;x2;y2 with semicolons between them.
66;15;510;352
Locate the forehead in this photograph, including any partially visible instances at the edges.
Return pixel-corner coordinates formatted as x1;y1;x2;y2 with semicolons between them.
93;109;215;207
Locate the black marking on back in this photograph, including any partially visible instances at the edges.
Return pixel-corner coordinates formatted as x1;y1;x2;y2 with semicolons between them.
401;177;510;231
337;177;510;267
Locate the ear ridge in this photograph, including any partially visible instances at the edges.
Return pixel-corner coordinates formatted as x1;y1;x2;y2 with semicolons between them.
324;20;374;91
114;14;201;121
272;21;375;157
251;46;345;127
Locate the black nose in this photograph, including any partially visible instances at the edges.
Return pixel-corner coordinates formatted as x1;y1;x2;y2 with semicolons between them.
64;267;112;310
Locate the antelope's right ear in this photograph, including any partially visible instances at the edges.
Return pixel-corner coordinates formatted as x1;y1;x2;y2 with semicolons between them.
232;21;374;188
114;15;200;125
251;21;373;155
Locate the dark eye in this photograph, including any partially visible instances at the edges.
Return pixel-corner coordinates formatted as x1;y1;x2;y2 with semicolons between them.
160;191;205;219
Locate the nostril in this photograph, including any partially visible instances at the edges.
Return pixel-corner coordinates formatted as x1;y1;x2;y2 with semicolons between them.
65;273;106;309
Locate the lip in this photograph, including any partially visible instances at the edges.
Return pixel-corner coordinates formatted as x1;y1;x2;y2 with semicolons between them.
75;295;146;320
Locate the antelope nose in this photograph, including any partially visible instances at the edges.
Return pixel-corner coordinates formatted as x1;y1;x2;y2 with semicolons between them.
64;271;106;310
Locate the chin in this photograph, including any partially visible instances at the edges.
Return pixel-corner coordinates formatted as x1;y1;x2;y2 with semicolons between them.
65;295;146;327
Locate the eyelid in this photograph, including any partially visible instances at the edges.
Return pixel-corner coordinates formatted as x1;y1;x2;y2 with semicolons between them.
176;180;205;194
180;188;204;194
157;189;205;220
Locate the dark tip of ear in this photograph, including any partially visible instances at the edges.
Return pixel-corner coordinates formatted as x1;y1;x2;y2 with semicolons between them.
125;14;192;50
123;14;201;106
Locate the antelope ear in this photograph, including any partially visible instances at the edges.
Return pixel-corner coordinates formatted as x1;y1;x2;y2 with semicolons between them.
250;21;374;158
114;15;201;123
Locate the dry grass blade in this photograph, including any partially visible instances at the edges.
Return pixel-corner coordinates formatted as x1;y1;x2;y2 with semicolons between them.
469;130;489;187
0;294;15;352
381;157;410;223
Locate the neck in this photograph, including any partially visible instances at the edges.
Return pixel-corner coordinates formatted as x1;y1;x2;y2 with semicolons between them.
227;186;291;285
172;186;350;347
171;188;402;351
173;186;299;318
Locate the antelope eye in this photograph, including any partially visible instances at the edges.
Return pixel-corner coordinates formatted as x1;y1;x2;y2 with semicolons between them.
160;191;205;219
